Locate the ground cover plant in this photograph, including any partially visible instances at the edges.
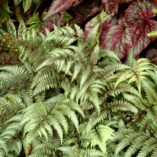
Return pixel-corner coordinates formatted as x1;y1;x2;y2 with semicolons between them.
1;0;157;157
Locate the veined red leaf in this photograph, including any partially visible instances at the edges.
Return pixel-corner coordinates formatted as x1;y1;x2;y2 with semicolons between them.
101;23;132;58
124;0;156;25
128;19;157;56
101;0;157;58
43;0;82;21
84;12;111;42
101;0;119;14
101;0;134;15
124;0;157;56
41;14;63;31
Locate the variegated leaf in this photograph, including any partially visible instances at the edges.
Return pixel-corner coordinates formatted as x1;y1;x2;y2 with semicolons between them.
43;0;82;21
101;0;157;58
101;23;132;58
84;12;111;42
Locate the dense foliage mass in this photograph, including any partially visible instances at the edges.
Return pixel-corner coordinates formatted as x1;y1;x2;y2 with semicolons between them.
1;0;157;157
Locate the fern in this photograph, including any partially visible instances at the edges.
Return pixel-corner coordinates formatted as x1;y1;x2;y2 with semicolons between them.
113;74;157;157
109;55;157;94
1;20;157;157
58;123;115;157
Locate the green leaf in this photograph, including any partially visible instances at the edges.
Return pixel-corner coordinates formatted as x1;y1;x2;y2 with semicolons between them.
33;0;42;4
13;0;22;6
26;13;42;30
147;30;157;37
7;20;17;37
63;12;73;23
23;0;32;13
125;50;137;66
0;0;11;20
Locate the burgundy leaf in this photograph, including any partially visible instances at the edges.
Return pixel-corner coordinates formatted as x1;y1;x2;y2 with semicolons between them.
84;12;110;41
101;0;119;14
41;14;63;31
43;0;82;21
101;0;134;15
100;20;113;46
124;0;156;25
101;0;157;58
0;0;3;7
128;21;157;56
101;23;132;58
124;0;157;56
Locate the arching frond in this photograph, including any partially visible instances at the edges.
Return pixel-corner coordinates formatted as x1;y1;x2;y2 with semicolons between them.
22;96;84;143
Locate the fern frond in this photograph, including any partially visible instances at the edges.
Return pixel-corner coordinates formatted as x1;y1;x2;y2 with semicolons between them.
115;129;157;157
113;58;156;93
0;114;22;156
0;65;29;95
58;146;105;157
90;125;115;153
22;97;83;143
32;66;61;96
0;94;25;126
86;111;108;132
